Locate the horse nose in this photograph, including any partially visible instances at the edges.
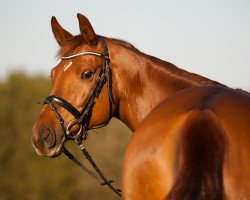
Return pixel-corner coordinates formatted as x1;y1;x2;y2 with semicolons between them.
39;127;56;149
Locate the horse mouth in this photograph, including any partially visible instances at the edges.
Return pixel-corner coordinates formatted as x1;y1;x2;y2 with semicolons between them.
52;136;66;157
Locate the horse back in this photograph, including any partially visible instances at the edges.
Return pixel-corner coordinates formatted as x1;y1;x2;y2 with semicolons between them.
122;86;250;200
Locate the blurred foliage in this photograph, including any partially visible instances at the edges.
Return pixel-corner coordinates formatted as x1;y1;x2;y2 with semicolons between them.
0;72;131;200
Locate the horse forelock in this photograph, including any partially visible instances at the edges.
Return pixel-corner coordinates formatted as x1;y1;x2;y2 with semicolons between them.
57;35;84;58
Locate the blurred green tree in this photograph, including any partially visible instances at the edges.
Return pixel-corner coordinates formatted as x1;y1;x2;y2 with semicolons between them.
0;72;131;200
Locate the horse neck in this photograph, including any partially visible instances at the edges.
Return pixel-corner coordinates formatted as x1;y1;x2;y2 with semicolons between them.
107;39;221;131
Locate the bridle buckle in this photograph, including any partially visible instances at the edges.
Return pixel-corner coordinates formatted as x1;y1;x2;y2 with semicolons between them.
66;119;83;139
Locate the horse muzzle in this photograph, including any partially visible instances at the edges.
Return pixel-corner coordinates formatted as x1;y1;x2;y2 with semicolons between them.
32;124;65;157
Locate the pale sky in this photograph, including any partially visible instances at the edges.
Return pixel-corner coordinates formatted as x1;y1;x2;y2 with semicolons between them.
1;0;250;89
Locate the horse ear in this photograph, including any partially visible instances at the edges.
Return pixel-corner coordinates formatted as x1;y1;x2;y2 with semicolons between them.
51;16;73;46
77;13;98;46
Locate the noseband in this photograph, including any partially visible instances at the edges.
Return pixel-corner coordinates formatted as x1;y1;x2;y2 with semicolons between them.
40;36;121;197
43;36;114;142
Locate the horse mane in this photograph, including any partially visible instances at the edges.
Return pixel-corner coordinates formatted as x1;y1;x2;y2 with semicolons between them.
56;35;140;58
109;38;140;52
56;34;227;90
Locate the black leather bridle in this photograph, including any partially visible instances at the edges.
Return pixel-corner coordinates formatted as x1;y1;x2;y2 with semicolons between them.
43;36;115;142
40;36;121;197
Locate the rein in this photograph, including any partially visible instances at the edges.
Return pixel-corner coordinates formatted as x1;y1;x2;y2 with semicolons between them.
41;37;121;197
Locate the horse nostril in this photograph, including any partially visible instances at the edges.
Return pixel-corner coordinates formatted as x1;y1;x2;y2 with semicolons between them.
41;127;56;149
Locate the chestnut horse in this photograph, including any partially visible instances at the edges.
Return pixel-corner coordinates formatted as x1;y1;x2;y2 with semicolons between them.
31;14;250;199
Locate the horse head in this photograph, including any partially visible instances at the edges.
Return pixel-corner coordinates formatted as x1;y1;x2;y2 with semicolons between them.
32;14;116;157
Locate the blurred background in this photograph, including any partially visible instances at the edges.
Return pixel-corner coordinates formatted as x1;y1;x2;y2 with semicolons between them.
0;0;250;199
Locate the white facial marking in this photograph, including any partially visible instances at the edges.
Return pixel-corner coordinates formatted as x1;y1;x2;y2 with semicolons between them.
63;61;73;72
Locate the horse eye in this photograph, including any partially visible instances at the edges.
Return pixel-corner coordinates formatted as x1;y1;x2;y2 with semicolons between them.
80;71;93;80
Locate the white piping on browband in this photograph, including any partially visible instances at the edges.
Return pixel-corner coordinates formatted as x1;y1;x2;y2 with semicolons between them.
61;52;103;60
